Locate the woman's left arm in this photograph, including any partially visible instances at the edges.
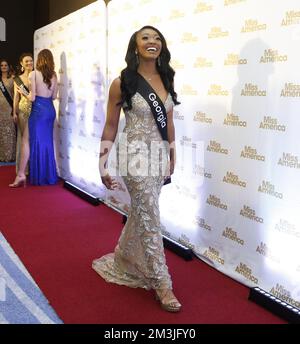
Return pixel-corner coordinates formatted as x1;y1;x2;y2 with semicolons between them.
167;108;176;175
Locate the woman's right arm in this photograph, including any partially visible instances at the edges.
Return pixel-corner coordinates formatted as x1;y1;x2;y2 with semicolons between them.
13;82;20;123
99;78;122;189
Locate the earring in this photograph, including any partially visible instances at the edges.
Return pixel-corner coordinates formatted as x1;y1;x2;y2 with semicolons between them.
21;66;24;72
157;56;161;67
135;52;139;66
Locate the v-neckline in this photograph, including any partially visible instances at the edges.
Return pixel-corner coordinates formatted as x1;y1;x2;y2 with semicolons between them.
137;73;169;105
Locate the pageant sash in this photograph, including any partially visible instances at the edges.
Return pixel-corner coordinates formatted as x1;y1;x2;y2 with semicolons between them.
136;73;171;185
13;75;30;96
0;78;13;108
137;73;168;141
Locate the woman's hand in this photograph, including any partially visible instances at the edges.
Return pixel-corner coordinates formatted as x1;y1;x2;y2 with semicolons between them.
101;171;118;190
164;159;175;184
169;159;175;176
16;85;25;96
12;113;18;124
165;159;175;177
16;85;30;100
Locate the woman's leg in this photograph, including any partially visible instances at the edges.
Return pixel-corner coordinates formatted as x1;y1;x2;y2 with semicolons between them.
9;122;29;186
16;111;26;174
17;122;30;178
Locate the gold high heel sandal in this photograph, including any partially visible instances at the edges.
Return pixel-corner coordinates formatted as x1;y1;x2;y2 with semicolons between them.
155;289;182;313
9;175;27;188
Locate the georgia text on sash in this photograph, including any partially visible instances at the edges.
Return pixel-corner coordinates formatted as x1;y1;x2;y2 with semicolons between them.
149;92;167;129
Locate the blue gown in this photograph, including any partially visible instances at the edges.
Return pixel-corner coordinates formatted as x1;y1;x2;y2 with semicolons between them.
29;95;58;185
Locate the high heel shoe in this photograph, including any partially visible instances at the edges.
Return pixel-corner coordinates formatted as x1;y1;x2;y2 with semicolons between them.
155;289;182;313
9;175;27;188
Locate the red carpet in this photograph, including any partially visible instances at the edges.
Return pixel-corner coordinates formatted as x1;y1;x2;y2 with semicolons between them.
0;166;285;324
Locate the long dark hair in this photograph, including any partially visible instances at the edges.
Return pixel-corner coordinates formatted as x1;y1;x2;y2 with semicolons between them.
18;52;33;75
0;59;13;78
36;49;56;89
119;25;180;109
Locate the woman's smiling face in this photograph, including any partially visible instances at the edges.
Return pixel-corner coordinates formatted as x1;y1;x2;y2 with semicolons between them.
136;28;162;61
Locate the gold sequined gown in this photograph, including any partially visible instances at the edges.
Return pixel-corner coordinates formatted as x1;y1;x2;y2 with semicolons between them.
93;92;173;290
0;78;16;162
16;95;32;173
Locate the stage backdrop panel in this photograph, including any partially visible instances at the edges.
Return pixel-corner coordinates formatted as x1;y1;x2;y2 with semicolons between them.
106;0;300;307
34;0;300;307
34;1;107;198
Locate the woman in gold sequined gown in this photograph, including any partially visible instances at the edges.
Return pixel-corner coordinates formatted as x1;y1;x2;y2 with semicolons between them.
12;54;33;176
92;26;182;312
0;60;16;162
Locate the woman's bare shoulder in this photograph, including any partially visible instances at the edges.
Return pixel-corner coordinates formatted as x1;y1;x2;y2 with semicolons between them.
111;77;121;88
109;77;121;97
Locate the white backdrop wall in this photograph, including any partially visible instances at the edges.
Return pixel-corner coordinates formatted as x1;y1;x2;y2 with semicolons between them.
35;0;300;307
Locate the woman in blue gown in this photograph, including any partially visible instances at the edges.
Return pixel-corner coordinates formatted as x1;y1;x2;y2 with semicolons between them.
10;49;58;186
